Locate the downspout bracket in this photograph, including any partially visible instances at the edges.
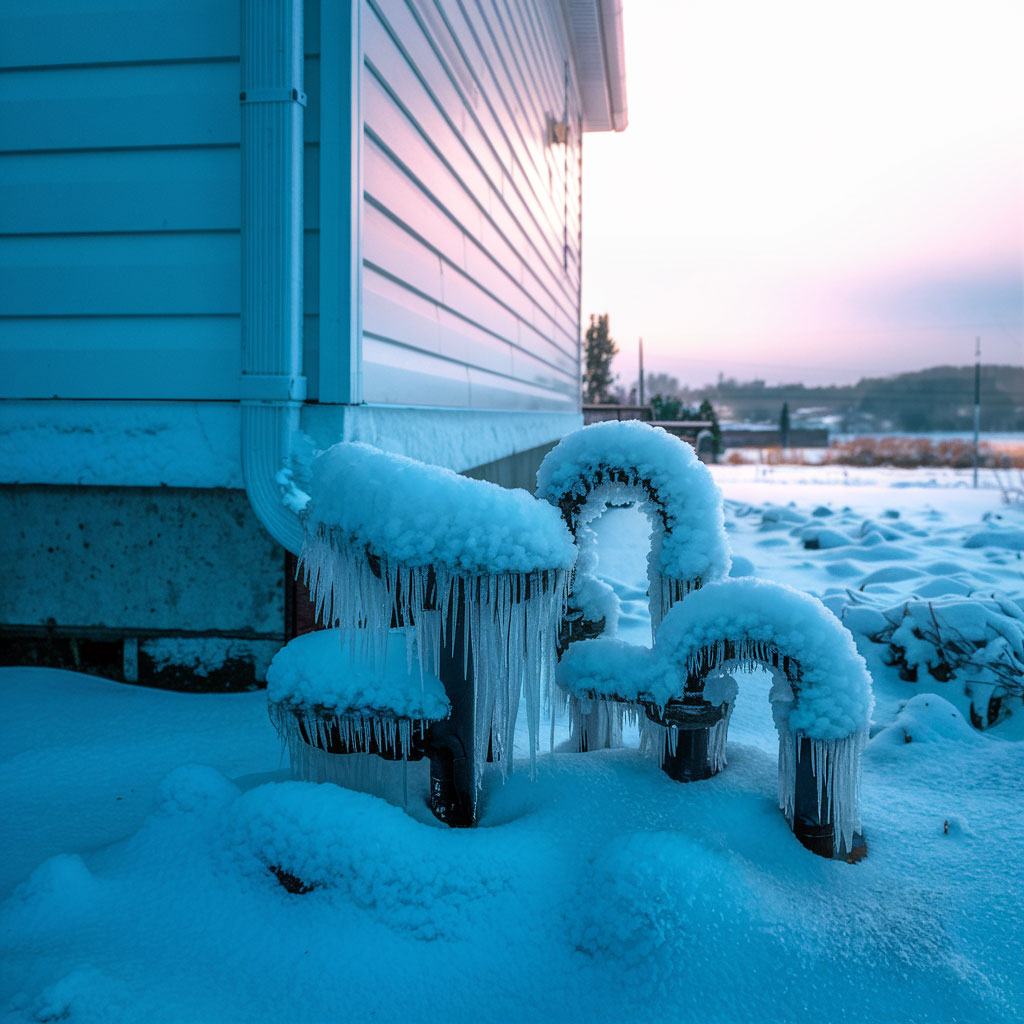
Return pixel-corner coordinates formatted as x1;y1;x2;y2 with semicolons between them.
240;87;308;106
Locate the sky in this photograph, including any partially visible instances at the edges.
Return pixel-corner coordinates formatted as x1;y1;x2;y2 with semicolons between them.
580;0;1024;390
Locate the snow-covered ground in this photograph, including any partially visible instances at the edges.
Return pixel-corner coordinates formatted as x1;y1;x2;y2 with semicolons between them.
3;465;1024;1024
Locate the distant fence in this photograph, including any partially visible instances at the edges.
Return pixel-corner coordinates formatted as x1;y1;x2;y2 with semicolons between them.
721;429;830;449
581;408;830;450
582;404;652;424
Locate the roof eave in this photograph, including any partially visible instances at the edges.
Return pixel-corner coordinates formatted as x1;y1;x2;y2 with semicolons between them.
563;0;628;133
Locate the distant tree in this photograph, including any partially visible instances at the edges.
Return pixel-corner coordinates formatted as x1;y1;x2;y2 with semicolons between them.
779;402;791;448
582;314;619;403
698;398;723;459
650;394;683;421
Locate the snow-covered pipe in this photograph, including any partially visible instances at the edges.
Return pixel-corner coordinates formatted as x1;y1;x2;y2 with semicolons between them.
240;0;307;555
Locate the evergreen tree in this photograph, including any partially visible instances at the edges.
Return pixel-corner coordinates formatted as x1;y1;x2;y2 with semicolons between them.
779;401;791;448
582;313;619;403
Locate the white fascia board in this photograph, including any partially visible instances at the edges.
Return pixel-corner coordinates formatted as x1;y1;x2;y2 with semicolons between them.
563;0;628;132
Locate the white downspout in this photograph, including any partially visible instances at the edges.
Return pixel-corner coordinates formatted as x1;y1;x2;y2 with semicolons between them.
240;0;307;555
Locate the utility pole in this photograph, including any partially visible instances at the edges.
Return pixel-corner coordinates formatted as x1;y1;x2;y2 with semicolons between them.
638;337;644;407
973;336;981;488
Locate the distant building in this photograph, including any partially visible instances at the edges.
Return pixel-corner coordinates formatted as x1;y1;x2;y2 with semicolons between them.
0;0;627;686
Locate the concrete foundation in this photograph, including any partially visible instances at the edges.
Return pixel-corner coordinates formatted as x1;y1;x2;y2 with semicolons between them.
2;439;562;689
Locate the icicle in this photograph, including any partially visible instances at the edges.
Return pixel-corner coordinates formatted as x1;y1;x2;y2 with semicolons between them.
567;695;626;751
299;526;570;799
772;719;867;856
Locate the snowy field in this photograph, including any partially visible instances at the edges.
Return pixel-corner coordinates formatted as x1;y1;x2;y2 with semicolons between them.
3;465;1024;1023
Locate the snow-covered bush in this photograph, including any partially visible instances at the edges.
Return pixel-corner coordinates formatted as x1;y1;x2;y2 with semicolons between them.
844;595;1024;727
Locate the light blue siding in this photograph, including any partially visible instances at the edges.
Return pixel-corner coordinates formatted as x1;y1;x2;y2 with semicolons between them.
0;0;321;401
356;0;583;411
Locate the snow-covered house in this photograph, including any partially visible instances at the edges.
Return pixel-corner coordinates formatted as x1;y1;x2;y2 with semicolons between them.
0;0;627;687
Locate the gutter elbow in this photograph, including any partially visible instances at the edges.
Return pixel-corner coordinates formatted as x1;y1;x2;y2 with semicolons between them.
241;401;306;556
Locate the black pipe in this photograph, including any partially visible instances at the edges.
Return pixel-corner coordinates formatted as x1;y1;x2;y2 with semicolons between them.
661;725;714;782
790;736;867;860
427;579;477;827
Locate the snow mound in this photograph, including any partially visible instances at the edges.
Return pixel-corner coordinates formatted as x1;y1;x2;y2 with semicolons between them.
801;526;853;549
567;832;749;978
728;555;756;577
157;764;241;818
871;694;980;747
266;628;449;721
963;528;1024;551
305;442;576;574
226;782;508;939
843;594;1024;692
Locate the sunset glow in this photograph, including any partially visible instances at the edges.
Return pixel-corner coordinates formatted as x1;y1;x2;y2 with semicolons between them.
581;0;1024;387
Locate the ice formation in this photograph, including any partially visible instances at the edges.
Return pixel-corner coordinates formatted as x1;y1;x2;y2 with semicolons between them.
266;628;449;779
299;442;575;793
559;578;873;854
537;420;730;631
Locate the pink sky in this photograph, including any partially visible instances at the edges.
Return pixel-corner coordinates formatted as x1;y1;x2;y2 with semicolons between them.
581;0;1024;389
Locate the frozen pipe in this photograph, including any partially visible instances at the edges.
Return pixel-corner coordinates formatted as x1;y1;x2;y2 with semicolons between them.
240;0;307;555
427;580;477;827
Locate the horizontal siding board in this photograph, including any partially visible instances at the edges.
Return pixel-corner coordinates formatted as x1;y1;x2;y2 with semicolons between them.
365;264;574;386
365;1;505;196
362;201;445;304
0;0;325;405
1;58;320;153
0;232;320;316
363;335;574;412
0;145;320;234
465;364;577;410
0;316;239;399
362;335;471;407
0;0;239;69
433;306;514;376
363;270;442;355
0;0;320;68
